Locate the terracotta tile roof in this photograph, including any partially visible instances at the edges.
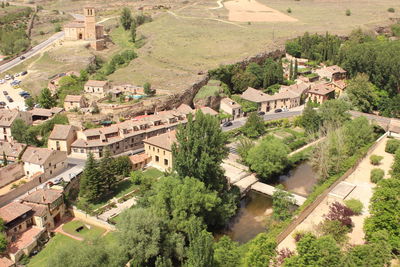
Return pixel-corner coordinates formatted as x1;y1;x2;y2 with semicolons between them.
0;109;20;127
22;189;63;205
0;202;32;223
85;80;108;87
8;226;44;254
144;130;176;151
198;106;218;116
21;147;66;166
177;104;194;114
325;65;346;74
25;203;47;217
0;141;25;159
129;153;150;164
64;95;84;102
49;124;76;140
0;256;13;267
308;83;335;95
241;87;269;103
221;97;241;109
64;21;85;28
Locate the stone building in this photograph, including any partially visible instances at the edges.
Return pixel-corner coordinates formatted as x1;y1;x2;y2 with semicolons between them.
21;147;67;179
64;7;105;50
48;124;78;154
144;130;176;171
306;83;336;104
0;109;32;142
63;95;88;111
220;97;243;119
84;80;110;95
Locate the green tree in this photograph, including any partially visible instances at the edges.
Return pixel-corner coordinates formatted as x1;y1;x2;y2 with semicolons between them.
246;136;289;182
111;156;132;177
117;208;161;265
185;225;214;267
300;102;321;134
172;111;228;192
213;236;241;267
99;148;116;193
11;119;29;143
2;151;7;166
284;234;343;267
245;63;264;88
243;233;277;267
346;73;377;113
79;69;89;82
319;220;349;244
343;231;392;267
232;70;258;93
289;60;293;80
364;178;400;251
241;112;265;138
293;59;298;79
143;82;155;96
319;99;350;127
79;153;104;203
272;185;296;221
130;21;136;42
38;88;57;109
342;116;374;154
25;96;35;110
120;7;132;30
391;148;400;178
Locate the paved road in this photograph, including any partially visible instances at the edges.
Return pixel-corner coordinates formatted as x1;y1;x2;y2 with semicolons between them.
222;110;303;132
0;31;65;74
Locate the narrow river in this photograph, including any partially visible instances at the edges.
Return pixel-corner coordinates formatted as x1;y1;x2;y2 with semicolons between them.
219;161;317;243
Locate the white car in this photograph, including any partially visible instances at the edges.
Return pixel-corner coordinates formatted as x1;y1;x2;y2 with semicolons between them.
4;75;10;80
0;79;4;84
14;73;20;77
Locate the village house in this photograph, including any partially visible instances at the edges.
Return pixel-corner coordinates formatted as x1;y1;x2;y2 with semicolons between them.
84;80;110;95
330;79;347;97
63;95;88;111
0;202;46;263
316;65;347;81
0;110;32;142
21;189;66;229
0;141;26;164
144;130;176;171
48;71;80;92
29;107;63;124
129;153;151;170
21;147;67;179
47;125;78;154
63;7;105;50
241;83;309;113
306;83;336;104
220;97;243;119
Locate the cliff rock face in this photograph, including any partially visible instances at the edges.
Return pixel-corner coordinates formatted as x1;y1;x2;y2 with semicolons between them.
107;47;286;118
194;95;222;111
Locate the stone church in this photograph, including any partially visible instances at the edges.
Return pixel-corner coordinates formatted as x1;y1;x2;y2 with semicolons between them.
64;7;105;50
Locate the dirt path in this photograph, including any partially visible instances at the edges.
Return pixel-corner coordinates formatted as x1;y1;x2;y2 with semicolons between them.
210;0;224;10
166;10;246;28
278;136;394;251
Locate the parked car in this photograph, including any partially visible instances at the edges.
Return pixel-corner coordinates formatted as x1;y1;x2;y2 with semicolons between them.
14;73;20;77
23;95;31;99
4;75;11;80
20;56;25;60
0;101;6;106
19;91;29;96
0;79;4;84
3;91;8;96
258;111;265;116
52;177;64;185
223;121;233;127
20;71;28;76
7;96;13;102
274;108;282;113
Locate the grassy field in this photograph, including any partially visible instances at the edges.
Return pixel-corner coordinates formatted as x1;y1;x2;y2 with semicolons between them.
28;233;80;267
62;220;106;239
15;0;400;94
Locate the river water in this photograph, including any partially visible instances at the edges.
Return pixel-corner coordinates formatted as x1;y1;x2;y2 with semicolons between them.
220;161;317;243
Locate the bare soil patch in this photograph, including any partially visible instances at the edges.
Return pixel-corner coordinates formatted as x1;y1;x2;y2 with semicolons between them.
224;0;298;22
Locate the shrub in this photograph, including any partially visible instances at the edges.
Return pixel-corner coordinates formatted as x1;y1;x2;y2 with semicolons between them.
325;201;354;227
344;198;363;215
319;219;350;244
370;168;384;183
287;8;292;13
346;9;351;16
385;139;400;154
388;7;395;13
369;154;383;165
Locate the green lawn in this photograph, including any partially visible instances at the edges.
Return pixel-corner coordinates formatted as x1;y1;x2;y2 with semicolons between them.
28;233;80;267
62;220;106;240
109;27;136;50
143;167;163;179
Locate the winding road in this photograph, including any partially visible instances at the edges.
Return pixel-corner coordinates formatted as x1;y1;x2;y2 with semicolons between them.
0;31;65;74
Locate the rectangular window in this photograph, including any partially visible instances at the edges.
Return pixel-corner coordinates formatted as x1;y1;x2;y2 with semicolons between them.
155;156;159;162
164;159;168;166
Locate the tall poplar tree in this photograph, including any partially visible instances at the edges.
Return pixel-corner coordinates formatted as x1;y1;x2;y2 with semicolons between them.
120;7;132;30
293;59;298;79
99;148;116;192
79;153;103;202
